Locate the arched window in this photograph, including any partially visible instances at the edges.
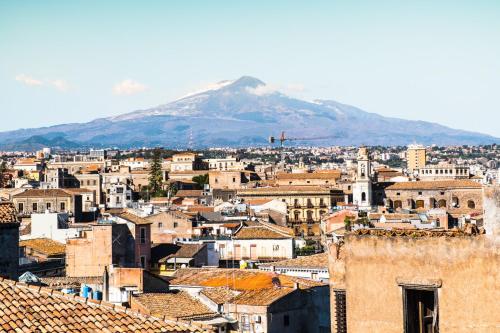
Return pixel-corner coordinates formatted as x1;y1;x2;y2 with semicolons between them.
361;192;366;202
306;210;314;221
438;199;447;208
294;211;300;221
452;196;459;207
467;200;476;209
394;200;402;209
416;200;425;209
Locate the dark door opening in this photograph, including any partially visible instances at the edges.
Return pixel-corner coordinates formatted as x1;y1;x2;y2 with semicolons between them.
403;288;438;333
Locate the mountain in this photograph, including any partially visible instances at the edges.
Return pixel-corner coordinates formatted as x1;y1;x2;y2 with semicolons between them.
0;76;497;149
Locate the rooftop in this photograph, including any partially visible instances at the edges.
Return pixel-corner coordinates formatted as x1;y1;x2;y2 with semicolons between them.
234;226;292;240
200;287;239;305
351;224;484;238
259;253;328;270
13;188;72;198
0;202;18;224
0;277;207;332
170;268;325;290
386;180;482;190
151;243;206;263
19;238;66;257
133;291;216;321
115;211;152;225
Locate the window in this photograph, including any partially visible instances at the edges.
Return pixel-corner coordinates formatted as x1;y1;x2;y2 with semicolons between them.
32;203;38;212
232;177;236;183
361;192;366;202
46;202;51;211
140;256;146;268
403;287;438;333
158;222;163;229
60;202;66;211
283;315;290;327
116;187;124;194
140;227;146;244
467;200;476;209
18;203;24;212
173;222;178;228
334;289;347;333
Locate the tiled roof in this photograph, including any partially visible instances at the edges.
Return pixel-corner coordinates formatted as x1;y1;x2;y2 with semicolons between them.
19;238;66;256
229;287;295;306
386;180;482;190
115;211;152;225
13;189;72;198
276;171;341;180
234;226;291;239
133;291;216;321
40;276;103;289
259;253;328;270
0;202;18;224
200;287;238;305
170;268;325;291
238;186;333;194
62;188;94;194
0;278;206;332
176;190;204;198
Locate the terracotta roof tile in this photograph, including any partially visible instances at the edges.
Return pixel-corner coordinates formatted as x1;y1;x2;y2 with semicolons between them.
0;202;18;224
0;278;208;332
115;212;152;225
386;180;482;190
234;226;291;240
19;238;65;257
259;253;328;270
132;291;216;320
200;287;238;305
13;189;72;198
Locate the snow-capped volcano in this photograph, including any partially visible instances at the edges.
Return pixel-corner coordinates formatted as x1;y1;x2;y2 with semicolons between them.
0;76;497;149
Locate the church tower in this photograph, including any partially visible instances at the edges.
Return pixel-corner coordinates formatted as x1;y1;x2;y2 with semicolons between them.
353;146;373;210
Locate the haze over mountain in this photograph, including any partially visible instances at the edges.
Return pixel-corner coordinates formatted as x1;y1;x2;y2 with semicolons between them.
0;76;497;150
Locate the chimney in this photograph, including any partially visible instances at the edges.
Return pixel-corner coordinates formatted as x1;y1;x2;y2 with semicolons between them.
102;266;109;302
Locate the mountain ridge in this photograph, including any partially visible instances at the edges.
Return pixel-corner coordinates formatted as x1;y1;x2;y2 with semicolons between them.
0;76;498;150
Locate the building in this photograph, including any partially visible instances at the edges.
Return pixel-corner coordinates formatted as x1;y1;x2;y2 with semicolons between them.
205;155;245;171
418;163;470;180
66;212;152;277
170;152;207;172
329;227;499;333
258;253;329;282
384;180;483;217
352;146;373;210
146;210;196;244
0;202;19;279
406;144;426;173
275;170;341;187
169;268;330;333
237;186;343;238
12;188;94;222
0;278;206;332
150;243;209;275
209;170;260;190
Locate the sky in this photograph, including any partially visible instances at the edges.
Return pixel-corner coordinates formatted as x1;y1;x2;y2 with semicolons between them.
1;0;499;137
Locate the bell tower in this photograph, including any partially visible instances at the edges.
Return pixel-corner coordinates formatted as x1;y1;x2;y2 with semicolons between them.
353;146;372;210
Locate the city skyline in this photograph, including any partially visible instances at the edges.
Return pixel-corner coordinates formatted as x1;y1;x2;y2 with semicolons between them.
1;0;500;137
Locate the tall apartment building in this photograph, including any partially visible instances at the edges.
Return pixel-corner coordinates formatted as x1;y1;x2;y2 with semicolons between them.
406;144;426;172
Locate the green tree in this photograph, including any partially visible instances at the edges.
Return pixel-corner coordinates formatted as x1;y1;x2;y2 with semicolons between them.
0;161;6;188
192;174;209;189
344;216;352;231
148;149;164;196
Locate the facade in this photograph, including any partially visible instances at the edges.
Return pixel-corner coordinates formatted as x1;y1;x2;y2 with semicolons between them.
170;152;206;172
66;213;152;277
406;144;426;172
275;171;341;187
0;202;20;280
384;180;483;218
146;210;195;244
418;164;470;180
205;155;245;171
12;188;84;221
329;229;499;333
258;253;329;282
237;186;343;238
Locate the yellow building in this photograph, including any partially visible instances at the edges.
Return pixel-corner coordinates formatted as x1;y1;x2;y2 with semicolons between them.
237;186;344;238
406;144;426;172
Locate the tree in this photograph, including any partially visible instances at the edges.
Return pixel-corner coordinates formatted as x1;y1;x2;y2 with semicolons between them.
192;174;209;189
148;149;164;196
344;216;352;231
0;161;6;188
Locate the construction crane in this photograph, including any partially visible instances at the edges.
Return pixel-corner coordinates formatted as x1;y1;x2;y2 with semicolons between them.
268;131;332;148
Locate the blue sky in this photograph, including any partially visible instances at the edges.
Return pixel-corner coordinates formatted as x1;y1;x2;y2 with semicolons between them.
1;0;499;136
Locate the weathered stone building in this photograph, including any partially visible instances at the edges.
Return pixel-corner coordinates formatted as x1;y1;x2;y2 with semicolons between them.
329;228;499;333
